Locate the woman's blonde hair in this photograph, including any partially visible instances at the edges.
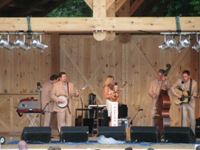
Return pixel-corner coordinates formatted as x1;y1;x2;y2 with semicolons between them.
103;75;114;86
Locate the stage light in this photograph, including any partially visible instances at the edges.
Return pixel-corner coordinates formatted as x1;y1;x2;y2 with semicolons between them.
13;34;31;51
158;35;176;50
176;35;190;52
192;34;200;52
0;34;13;50
31;34;48;52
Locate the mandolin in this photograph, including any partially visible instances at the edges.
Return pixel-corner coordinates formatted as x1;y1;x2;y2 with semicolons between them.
111;81;128;101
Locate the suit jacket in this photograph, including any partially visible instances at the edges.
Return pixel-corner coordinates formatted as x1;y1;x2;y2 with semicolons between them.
170;78;197;107
50;81;75;112
41;80;54;112
148;79;169;109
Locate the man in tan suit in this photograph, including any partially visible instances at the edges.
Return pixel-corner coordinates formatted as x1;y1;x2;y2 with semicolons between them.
148;69;170;126
170;70;197;133
51;72;79;132
42;74;59;126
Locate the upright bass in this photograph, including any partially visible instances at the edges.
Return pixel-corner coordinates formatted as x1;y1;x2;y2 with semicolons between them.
155;64;171;133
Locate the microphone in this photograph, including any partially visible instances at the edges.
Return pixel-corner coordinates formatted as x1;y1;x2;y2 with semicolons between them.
114;82;118;92
181;80;185;90
37;82;42;89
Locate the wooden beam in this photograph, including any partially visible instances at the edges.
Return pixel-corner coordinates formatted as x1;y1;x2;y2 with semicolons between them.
130;0;144;16
0;17;200;33
93;0;107;41
106;0;116;41
106;0;115;10
93;0;106;18
115;0;127;12
84;0;125;12
0;0;12;9
84;0;92;10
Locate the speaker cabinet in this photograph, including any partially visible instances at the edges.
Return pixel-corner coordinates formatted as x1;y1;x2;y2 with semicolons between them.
75;118;94;134
60;126;89;142
163;127;196;143
196;118;200;138
118;104;128;118
98;126;126;141
130;126;160;142
21;127;51;143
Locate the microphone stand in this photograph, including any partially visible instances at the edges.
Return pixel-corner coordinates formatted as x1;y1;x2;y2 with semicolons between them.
42;101;52;114
129;109;143;126
37;85;42;127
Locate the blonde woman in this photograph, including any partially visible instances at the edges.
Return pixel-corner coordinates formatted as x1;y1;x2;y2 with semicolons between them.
103;75;119;126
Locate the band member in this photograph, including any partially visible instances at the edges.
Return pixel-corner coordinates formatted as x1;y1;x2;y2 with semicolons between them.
42;74;59;126
103;75;119;126
170;70;197;133
51;72;79;132
148;69;170;126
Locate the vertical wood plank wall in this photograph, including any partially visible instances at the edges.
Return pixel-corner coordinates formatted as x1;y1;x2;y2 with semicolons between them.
60;35;199;127
0;34;199;133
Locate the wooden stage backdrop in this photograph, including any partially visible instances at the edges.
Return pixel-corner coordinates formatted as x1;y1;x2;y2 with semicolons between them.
0;34;199;133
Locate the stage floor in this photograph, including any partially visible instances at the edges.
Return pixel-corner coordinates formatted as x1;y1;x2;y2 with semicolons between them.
1;131;200;150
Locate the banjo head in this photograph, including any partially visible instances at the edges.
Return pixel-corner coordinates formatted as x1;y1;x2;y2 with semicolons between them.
57;96;68;108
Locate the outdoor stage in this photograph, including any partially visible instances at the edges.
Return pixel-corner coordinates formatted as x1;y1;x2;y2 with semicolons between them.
1;129;200;150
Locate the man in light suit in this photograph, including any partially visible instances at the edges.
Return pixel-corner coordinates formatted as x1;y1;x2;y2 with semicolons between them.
42;74;59;126
51;72;79;132
170;70;197;133
148;69;170;126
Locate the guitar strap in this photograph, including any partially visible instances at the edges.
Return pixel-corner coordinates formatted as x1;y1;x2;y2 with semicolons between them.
188;79;193;102
67;82;71;114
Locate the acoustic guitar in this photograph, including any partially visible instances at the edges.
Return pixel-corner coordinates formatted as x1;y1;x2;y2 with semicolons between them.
174;88;199;105
111;81;128;101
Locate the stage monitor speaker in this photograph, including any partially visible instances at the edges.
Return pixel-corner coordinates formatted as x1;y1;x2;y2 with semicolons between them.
75;118;94;134
195;118;200;138
60;126;89;142
98;126;126;141
163;127;196;143
21;127;51;143
130;126;160;142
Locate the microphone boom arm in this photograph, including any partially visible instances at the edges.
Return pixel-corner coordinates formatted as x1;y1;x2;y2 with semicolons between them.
129;108;143;126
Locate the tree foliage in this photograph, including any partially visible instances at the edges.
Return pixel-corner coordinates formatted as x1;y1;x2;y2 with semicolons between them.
47;0;92;17
47;0;200;17
163;0;200;16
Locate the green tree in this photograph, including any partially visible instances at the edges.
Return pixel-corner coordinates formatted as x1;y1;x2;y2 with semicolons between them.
47;0;200;17
47;0;92;17
163;0;200;16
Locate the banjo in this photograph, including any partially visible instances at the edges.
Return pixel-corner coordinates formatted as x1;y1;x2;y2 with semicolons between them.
56;85;87;108
57;96;68;108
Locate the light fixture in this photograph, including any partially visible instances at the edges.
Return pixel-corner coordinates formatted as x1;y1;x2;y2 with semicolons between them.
0;34;13;50
176;35;190;52
192;34;200;52
31;34;48;52
13;33;31;51
158;35;176;50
